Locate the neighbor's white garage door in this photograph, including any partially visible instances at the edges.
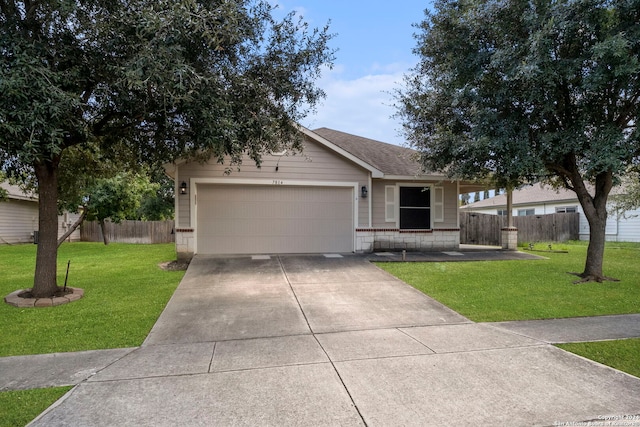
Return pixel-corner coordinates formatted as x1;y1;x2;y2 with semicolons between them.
197;185;354;254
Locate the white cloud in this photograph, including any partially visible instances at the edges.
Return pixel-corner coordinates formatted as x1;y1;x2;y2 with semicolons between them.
302;66;409;146
292;6;307;18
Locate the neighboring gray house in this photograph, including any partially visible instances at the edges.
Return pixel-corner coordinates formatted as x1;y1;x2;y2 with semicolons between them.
462;184;640;242
164;127;481;258
0;182;82;244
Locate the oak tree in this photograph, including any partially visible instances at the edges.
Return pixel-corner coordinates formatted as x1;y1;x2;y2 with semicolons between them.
0;0;334;297
396;0;640;281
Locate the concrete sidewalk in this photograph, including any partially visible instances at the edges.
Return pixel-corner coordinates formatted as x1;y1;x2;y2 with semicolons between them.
490;314;640;343
366;247;547;262
3;254;639;426
4;313;639;392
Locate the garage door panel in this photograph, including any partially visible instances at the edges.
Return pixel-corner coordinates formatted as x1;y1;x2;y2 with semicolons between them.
197;185;354;254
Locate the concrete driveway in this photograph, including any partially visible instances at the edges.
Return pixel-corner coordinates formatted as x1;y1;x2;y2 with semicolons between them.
31;255;640;426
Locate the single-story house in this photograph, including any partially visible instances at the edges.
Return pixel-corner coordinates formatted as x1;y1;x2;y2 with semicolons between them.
461;184;640;242
164;127;481;259
0;181;82;244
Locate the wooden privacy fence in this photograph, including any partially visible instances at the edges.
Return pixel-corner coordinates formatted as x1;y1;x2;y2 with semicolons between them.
81;220;175;244
460;212;579;246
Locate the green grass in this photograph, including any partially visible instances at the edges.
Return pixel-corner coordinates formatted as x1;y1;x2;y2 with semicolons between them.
377;241;640;322
0;243;184;357
379;242;640;377
0;386;72;427
557;339;640;378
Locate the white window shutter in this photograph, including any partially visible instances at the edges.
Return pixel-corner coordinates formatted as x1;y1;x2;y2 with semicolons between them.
434;186;444;222
385;186;396;222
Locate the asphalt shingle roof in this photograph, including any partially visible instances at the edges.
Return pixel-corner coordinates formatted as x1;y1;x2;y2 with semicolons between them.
311;127;427;177
463;184;584;208
0;182;37;201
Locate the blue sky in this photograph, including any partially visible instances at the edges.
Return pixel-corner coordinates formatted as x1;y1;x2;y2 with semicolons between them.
272;1;434;145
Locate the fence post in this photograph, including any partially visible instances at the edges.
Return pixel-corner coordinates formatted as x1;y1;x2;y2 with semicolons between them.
501;227;518;250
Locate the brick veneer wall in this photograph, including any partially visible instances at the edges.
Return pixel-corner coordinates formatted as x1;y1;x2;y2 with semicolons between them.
356;228;460;252
175;229;194;260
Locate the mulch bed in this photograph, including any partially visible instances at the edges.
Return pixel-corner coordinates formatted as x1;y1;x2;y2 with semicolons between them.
158;260;191;271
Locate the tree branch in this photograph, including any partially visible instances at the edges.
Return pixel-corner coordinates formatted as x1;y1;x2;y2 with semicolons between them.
57;207;87;248
615;90;640;128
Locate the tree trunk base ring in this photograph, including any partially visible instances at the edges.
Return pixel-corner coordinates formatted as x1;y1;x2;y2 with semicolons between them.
4;287;84;308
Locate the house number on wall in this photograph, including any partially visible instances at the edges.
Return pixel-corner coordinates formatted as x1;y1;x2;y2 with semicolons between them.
272;180;284;185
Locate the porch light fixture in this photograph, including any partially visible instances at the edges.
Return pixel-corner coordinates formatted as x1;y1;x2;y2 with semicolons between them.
361;185;368;199
180;181;188;195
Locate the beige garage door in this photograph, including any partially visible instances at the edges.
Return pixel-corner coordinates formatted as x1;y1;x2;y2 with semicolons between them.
197;185;354;254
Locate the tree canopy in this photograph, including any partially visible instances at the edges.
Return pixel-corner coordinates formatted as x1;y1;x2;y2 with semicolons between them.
611;166;640;214
0;0;334;297
396;0;639;281
83;172;157;244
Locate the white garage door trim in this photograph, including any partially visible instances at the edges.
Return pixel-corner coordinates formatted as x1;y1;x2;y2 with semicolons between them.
190;178;359;254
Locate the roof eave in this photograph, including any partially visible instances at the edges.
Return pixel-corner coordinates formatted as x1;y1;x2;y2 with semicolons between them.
381;173;455;181
7;194;38;202
466;196;581;209
301;127;384;178
163;162;178;179
377;175;486;190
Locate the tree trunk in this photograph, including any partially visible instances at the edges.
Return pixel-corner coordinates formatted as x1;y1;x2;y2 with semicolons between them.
32;159;61;298
99;219;110;245
506;187;514;228
583;212;607;279
571;170;613;282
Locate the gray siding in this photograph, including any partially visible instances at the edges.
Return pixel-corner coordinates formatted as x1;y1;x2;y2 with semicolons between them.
0;200;82;245
0;199;38;244
610;208;640;242
176;136;370;228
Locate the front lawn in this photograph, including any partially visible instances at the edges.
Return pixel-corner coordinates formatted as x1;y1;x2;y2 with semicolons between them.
557;339;640;379
379;242;640;379
0;243;184;357
0;387;72;427
377;241;640;322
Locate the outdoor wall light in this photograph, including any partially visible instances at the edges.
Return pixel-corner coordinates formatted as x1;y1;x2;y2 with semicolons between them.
361;185;368;199
180;181;188;195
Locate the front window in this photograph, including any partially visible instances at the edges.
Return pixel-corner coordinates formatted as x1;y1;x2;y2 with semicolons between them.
399;187;431;229
517;209;535;216
556;206;577;213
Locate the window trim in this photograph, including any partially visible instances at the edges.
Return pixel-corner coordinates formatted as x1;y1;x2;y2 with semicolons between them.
556;206;578;214
397;184;433;230
517;208;535;216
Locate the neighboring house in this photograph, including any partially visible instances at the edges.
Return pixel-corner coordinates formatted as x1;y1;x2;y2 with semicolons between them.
0;182;39;244
0;182;82;244
461;184;640;242
164;127;481;258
